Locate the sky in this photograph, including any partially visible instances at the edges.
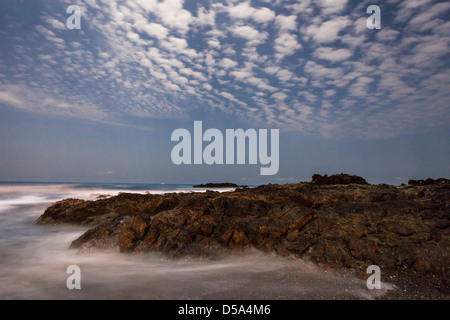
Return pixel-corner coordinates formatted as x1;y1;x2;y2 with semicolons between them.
0;0;448;185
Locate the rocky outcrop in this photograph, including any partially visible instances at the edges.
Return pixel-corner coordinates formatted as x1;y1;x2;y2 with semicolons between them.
193;183;241;188
36;193;181;225
37;176;450;297
311;173;368;185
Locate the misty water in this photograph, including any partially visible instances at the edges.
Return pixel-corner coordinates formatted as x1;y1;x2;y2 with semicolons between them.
0;183;394;299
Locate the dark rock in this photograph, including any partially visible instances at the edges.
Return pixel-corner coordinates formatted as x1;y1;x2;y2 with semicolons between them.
70;213;124;251
36;193;182;225
408;178;449;186
118;215;150;253
311;173;368;185
37;175;450;295
193;182;242;188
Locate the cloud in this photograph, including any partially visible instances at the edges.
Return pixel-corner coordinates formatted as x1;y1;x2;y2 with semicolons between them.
45;17;66;30
263;66;281;75
0;84;109;122
271;91;288;101
0;0;448;140
161;36;188;52
401;0;434;9
0;91;26;108
376;29;400;41
275;15;297;31
195;7;216;26
152;0;193;34
317;0;349;14
134;21;169;40
276;69;296;82
408;2;450;31
304;17;351;43
314;47;352;62
274;33;302;59
227;2;275;23
231;25;268;45
218;58;238;69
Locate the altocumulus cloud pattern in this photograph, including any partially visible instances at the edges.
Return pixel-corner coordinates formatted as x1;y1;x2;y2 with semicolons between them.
0;0;449;139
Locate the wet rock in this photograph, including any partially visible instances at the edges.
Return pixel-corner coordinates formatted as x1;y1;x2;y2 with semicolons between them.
36;193;181;225
37;174;449;293
118;215;150;253
36;198;87;224
70;213;125;251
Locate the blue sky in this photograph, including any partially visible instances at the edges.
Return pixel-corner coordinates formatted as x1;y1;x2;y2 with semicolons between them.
0;0;449;184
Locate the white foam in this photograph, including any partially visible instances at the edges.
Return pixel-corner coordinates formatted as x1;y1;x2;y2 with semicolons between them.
0;195;50;212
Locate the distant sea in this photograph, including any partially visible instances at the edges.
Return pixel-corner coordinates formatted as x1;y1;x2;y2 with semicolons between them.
0;182;393;299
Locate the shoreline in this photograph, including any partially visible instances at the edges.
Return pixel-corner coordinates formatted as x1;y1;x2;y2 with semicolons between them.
34;175;449;299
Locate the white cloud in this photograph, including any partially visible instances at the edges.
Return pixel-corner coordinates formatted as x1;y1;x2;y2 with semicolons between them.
263;66;281;75
353;17;367;34
317;0;349;14
218;58;238;69
227;2;275;23
349;76;374;97
271;91;288;101
409;2;450;31
376;29;400;41
0;84;108;121
154;0;193;34
304;61;343;79
1;0;448;139
275;15;297;31
231;25;268;45
195;7;216;26
401;0;434;10
304;17;351;43
161;36;188;51
0;91;26;108
252;7;276;23
315;47;352;62
230;69;253;80
134;21;169;40
276;69;295;82
126;31;145;45
274;33;302;59
45;17;66;30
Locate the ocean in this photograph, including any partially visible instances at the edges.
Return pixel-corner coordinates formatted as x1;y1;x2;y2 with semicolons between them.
0;182;394;299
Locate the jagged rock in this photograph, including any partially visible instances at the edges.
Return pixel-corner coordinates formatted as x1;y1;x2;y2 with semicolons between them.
118;215;150;253
70;213;125;251
36;193;181;225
